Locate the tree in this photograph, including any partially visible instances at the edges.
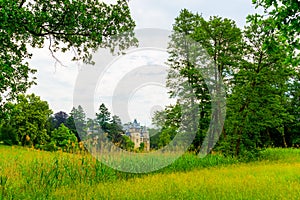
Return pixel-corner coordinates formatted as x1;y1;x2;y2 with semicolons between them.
96;103;111;133
253;0;300;50
86;118;98;132
50;111;69;129
153;104;181;148
50;124;78;152
193;16;242;154
165;9;208;151
148;127;160;149
65;115;76;136
7;94;53;146
139;142;145;151
163;9;242;152
283;75;300;147
0;0;136;116
96;104;124;144
68;106;86;141
120;135;134;151
108;115;124;144
221;15;295;156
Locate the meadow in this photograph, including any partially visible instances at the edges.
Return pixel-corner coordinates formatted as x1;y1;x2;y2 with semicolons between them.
0;145;300;199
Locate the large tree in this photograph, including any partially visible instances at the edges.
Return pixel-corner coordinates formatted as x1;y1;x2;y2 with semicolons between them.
193;15;242;154
0;0;136;116
285;76;300;147
6;94;53;146
164;9;209;152
162;9;242;152
222;15;295;156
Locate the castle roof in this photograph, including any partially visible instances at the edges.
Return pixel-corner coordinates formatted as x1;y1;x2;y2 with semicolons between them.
123;119;148;137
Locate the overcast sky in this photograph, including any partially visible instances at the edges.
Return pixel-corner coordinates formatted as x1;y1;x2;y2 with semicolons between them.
27;0;262;125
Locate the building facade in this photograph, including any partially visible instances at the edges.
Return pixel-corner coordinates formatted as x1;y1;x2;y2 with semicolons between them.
123;119;150;151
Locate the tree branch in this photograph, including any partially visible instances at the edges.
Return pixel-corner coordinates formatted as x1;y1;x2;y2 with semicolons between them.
48;36;67;68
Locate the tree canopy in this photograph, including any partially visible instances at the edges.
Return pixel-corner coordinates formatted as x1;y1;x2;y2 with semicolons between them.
253;0;299;47
0;0;136;115
153;7;299;156
3;94;52;146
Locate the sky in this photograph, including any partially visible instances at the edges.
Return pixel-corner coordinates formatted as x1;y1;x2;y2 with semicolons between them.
27;0;262;126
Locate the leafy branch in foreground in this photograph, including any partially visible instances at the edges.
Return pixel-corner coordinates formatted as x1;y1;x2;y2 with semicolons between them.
0;0;136;116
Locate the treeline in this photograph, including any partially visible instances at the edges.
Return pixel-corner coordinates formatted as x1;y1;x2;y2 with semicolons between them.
0;94;134;152
0;0;136;150
0;0;299;158
151;8;300;157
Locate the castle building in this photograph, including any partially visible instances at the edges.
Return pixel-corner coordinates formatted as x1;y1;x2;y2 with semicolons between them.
123;119;150;151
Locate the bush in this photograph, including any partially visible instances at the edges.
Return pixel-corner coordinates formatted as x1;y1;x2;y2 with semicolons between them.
51;124;78;152
120;135;134;151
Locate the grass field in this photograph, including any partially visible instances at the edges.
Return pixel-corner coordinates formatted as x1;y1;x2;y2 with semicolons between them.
1;145;300;199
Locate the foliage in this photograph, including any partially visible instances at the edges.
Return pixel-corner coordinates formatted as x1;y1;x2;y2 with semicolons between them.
192;15;242;153
5;94;52;146
138;142;145;151
96;103;111;133
120;135;134;151
96;103;124;145
154;8;299;157
148;127;160;149
108;115;124;144
64;114;77;139
166;10;208;150
69;105;86;141
218;14;295;156
0;0;299;160
285;76;300;147
0;124;19;146
153;104;181;148
253;0;300;50
50;124;78;151
156;9;242;153
51;111;69;129
0;0;136;117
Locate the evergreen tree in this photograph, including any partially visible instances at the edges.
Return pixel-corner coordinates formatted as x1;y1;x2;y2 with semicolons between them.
68;106;86;142
96;103;111;133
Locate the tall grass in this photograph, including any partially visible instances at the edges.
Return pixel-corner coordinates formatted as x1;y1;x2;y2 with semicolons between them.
0;145;299;199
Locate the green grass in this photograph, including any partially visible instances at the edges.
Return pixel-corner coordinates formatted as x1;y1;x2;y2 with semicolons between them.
0;145;300;199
